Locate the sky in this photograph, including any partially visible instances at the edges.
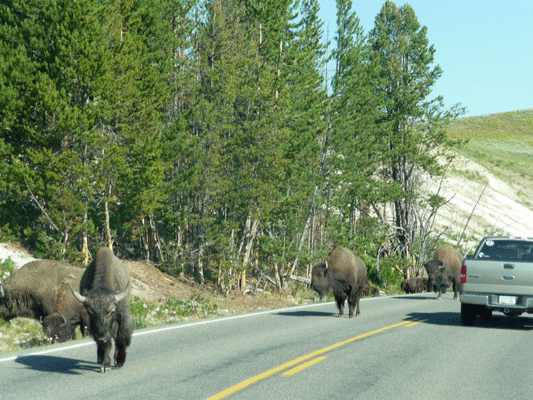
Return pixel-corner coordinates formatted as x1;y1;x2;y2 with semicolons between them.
316;0;533;117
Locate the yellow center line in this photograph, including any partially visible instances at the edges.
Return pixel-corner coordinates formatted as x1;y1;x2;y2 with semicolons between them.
206;320;413;400
282;356;327;376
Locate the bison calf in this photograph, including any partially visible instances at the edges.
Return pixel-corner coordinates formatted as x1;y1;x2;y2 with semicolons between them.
311;246;367;318
70;247;133;373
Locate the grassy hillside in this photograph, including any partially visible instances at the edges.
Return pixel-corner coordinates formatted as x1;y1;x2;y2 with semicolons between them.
447;108;533;207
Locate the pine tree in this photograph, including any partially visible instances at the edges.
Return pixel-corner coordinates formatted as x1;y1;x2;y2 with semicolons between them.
368;1;464;257
327;0;387;253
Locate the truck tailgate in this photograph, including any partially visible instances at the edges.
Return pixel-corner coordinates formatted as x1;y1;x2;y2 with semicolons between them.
463;260;533;295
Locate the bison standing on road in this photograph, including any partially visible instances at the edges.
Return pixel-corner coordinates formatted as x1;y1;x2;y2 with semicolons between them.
424;244;464;300
70;247;133;373
311;246;367;318
400;277;429;294
0;260;87;342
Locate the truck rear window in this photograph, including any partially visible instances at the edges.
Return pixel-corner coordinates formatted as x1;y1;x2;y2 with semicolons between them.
477;240;533;262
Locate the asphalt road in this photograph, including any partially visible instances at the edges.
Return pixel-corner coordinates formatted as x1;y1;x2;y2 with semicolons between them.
2;293;533;400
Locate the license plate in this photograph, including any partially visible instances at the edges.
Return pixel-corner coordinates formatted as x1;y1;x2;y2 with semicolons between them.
499;296;517;305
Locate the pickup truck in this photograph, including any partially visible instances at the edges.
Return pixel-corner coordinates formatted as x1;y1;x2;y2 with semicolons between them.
459;236;533;326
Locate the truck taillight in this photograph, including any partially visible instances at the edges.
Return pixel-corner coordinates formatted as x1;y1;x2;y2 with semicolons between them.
460;264;467;284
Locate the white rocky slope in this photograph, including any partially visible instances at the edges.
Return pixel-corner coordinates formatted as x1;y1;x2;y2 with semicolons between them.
425;152;533;250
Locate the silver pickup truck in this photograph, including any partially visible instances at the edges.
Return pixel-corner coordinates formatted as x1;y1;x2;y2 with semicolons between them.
459;236;533;326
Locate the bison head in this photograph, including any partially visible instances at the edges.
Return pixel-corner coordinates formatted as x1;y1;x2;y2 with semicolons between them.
41;313;75;343
424;259;445;293
69;283;130;343
311;262;330;300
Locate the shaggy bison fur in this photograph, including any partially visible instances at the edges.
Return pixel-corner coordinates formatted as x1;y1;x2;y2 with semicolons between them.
70;247;133;373
424;244;464;300
400;277;429;294
41;274;90;343
0;260;87;342
362;279;379;297
311;246;367;318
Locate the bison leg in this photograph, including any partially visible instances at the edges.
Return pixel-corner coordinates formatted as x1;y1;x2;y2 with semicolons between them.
335;296;345;317
114;315;133;368
97;340;112;373
348;292;356;318
348;291;361;317
452;280;459;300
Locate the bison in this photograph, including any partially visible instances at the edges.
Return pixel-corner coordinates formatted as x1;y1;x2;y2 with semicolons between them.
311;246;367;318
0;260;87;342
41;274;90;343
400;277;429;294
362;279;379;297
424;244;464;300
69;247;133;373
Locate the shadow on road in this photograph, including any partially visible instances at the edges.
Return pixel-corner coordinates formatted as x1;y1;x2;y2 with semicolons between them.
392;295;439;300
15;355;99;374
405;311;533;330
275;310;337;317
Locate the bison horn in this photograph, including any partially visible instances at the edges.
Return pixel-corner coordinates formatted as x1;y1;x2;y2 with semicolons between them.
60;315;68;328
68;283;87;304
0;282;4;297
114;279;131;303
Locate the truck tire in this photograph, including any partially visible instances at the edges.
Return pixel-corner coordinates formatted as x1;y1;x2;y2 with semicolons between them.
461;303;478;326
479;307;492;321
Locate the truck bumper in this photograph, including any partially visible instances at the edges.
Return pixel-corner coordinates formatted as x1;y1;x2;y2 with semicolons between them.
460;292;533;312
459;292;489;306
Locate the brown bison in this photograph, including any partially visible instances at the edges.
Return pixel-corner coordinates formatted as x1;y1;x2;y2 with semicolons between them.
311;246;367;318
70;247;133;373
362;279;379;297
400;277;429;294
41;274;90;343
0;260;87;342
424;244;464;300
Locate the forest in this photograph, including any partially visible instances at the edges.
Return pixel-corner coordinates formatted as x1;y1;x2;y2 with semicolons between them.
0;0;464;293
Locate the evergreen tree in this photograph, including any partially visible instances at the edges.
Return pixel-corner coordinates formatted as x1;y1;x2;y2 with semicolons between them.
0;0;107;258
328;0;387;254
368;1;463;257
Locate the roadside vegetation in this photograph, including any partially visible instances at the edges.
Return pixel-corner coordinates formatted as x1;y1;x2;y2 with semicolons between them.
447;109;533;207
1;0;532;353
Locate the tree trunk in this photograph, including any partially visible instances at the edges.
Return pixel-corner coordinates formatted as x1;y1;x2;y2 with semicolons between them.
104;201;113;251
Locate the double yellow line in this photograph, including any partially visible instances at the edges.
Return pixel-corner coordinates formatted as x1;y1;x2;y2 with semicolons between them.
207;320;415;400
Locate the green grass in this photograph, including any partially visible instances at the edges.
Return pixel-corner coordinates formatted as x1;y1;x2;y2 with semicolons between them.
129;293;220;330
447;108;533;204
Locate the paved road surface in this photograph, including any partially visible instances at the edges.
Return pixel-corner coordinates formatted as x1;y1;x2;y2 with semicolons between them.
2;293;533;399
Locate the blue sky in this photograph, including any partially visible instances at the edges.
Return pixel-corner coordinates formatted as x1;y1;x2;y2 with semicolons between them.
316;0;533;117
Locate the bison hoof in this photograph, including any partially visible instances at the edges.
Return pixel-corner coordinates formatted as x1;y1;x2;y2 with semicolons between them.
116;357;126;368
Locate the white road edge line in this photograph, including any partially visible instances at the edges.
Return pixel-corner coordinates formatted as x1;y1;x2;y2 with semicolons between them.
0;295;389;363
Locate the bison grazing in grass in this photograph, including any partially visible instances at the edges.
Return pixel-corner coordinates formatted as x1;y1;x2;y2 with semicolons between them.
0;260;87;342
400;277;429;294
41;274;90;343
311;246;367;318
70;247;133;373
424;244;464;300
